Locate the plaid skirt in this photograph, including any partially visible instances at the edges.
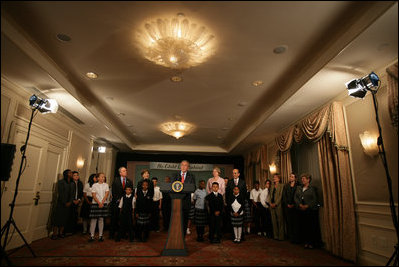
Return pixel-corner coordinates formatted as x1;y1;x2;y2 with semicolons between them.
188;203;195;220
194;208;208;227
89;203;109;218
244;200;253;223
231;213;244;227
136;213;150;226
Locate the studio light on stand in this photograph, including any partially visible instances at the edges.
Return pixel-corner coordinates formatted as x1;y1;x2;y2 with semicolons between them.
345;72;398;266
1;95;58;263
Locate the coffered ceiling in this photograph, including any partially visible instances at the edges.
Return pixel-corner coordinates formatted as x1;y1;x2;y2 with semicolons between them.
1;1;397;154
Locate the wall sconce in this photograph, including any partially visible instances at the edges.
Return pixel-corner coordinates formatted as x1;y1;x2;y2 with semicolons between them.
76;158;85;169
269;163;277;175
359;131;379;157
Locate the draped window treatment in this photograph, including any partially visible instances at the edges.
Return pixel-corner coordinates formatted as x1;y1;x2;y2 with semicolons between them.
386;62;398;134
244;145;268;189
274;101;356;262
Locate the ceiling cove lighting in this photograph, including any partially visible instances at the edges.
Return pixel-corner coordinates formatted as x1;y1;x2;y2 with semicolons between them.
136;14;217;69
160;121;195;139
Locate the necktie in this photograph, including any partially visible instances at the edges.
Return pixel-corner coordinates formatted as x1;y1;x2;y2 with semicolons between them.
122;178;125;189
181;173;185;183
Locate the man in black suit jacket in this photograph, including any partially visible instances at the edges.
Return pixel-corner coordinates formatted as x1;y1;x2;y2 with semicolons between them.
226;169;247;205
110;166;133;239
171;160;196;236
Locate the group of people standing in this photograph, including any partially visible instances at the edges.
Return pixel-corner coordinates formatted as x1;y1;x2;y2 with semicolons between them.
246;172;322;249
49;161;321;249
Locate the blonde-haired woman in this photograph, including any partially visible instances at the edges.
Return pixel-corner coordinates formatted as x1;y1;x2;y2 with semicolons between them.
206;167;225;195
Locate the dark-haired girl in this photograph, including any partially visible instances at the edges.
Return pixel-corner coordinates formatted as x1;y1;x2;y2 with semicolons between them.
80;173;97;234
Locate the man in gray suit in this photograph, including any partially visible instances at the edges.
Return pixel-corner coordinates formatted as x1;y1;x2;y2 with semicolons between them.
171;160;196;236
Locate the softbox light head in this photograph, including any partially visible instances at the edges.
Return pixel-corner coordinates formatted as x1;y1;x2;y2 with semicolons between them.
29;95;58;114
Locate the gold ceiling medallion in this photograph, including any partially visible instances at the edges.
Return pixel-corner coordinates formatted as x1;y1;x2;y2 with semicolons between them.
160;121;195;139
136;14;217;69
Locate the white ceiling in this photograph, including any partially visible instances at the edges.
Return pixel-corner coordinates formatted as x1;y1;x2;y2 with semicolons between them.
1;1;397;155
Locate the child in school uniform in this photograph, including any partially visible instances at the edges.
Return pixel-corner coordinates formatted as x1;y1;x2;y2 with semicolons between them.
193;180;208;242
151;177;162;232
205;182;224;243
244;184;253;235
135;179;152;242
89;173;110;242
186;192;195;235
116;185;135;242
229;186;245;243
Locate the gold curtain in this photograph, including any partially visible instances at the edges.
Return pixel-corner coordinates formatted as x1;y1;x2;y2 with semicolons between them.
279;150;292;184
244;145;268;189
274;101;356;262
386;62;398;134
318;135;356;262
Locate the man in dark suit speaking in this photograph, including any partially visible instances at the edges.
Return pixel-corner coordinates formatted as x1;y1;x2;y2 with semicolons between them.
171;160;196;236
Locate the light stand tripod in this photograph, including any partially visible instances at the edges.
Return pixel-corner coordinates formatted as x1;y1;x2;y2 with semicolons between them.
370;89;398;266
1;109;37;260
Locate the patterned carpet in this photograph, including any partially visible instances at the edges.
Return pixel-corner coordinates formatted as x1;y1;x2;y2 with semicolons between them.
5;229;355;266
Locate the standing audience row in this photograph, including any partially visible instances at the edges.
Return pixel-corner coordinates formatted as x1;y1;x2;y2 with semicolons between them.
50;163;321;249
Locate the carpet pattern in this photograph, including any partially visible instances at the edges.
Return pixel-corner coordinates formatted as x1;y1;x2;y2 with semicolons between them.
6;229;355;266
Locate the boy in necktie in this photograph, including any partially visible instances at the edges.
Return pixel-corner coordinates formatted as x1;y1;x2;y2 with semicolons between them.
205;182;224;243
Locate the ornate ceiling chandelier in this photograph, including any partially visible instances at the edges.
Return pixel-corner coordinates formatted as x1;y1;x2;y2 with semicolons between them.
160;121;195;139
136;14;216;69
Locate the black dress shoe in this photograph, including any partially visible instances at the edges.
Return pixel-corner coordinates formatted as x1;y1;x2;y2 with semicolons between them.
88;236;95;242
50;234;58;240
99;236;104;242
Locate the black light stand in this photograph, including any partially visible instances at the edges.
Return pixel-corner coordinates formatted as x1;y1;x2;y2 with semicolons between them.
370;89;398;266
1;109;37;261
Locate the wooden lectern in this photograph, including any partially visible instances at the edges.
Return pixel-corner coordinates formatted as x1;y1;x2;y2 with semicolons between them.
158;181;195;256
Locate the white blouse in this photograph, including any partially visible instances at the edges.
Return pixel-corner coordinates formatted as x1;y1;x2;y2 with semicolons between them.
83;183;93;197
91;182;110;204
153;186;163;202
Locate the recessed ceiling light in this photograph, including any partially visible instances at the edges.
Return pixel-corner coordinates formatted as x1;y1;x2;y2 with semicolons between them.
222;127;229;131
86;72;98;79
56;33;71;42
177;12;185;17
170;76;183;82
238;102;248;107
217;136;223;139
117;112;125;117
252;80;264;87
273;45;288;54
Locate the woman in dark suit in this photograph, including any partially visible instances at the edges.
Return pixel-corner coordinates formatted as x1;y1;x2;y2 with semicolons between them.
294;173;321;249
50;169;73;239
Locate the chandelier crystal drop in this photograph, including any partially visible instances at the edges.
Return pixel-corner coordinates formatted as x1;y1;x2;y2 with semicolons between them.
136;15;216;69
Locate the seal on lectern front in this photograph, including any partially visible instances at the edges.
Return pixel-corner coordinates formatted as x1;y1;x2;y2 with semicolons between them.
171;181;183;192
